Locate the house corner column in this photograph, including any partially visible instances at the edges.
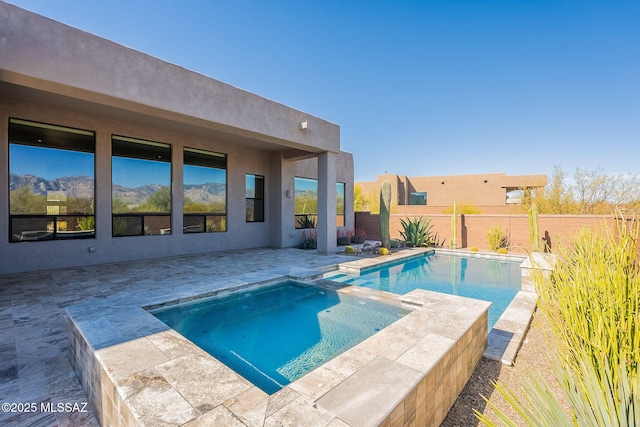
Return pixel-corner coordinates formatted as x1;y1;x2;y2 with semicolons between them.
269;152;296;248
317;151;337;254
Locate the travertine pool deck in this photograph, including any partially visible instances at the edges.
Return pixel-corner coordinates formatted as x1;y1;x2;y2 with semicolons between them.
0;247;538;426
1;248;348;427
68;260;491;426
331;248;538;366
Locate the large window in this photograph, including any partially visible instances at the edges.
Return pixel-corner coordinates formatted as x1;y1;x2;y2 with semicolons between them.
246;174;264;222
112;136;171;236
9;119;95;242
294;177;345;229
336;182;345;227
409;192;427;205
294;177;318;229
183;148;227;233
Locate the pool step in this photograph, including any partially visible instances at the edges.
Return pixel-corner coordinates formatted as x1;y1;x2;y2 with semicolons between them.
324;273;375;287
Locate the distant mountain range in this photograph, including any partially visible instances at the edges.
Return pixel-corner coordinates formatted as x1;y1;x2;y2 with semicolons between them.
10;174;225;205
10;174;95;200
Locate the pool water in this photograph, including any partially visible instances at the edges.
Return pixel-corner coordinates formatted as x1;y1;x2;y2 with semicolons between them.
151;281;408;394
327;253;522;328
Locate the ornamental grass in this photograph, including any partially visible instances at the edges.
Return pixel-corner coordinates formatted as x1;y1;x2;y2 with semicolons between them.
478;217;640;426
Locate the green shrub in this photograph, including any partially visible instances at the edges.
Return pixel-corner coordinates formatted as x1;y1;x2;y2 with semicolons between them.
378;247;390;255
486;225;509;251
77;216;95;231
344;246;355;254
399;217;435;247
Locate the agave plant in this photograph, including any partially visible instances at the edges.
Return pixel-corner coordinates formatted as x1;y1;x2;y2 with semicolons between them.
399;217;435;247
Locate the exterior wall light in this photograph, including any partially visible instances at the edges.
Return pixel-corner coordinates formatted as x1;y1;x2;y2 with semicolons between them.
299;120;308;130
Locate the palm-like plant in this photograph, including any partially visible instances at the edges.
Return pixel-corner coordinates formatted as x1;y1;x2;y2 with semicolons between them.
399;217;435;247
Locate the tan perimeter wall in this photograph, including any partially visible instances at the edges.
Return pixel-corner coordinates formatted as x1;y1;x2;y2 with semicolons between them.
355;212;619;254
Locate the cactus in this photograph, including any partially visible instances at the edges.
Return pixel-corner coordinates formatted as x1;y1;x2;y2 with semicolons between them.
380;180;391;249
529;202;540;252
450;199;457;249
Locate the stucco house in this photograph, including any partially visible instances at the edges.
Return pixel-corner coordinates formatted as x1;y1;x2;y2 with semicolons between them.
0;2;354;275
357;172;546;214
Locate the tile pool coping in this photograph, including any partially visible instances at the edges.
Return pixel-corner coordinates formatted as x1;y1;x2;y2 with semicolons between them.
329;248;538;366
66;248;496;426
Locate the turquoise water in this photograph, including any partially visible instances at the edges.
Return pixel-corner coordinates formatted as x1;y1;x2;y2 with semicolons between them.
327;253;522;329
151;281;408;394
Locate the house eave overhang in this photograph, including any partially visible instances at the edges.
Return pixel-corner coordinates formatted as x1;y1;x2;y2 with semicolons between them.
0;2;340;154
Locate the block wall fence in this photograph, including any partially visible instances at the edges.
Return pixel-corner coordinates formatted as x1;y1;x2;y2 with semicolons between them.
355;212;622;254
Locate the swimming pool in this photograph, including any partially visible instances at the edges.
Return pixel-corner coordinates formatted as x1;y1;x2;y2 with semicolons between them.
151;280;409;394
326;253;522;328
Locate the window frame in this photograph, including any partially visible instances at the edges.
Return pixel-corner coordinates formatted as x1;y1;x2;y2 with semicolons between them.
294;177;318;229
182;147;227;233
294;177;346;229
111;135;172;237
245;174;265;223
336;182;346;227
8;118;96;243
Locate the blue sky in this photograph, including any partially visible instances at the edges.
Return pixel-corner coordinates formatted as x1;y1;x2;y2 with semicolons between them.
112;157;170;188
10;145;94;179
8;0;640;182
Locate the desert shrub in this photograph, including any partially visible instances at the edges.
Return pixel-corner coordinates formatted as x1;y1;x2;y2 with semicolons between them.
538;223;639;388
478;219;640;426
299;229;317;250
351;228;367;244
378;247;390;255
344;246;355;255
337;228;355;245
442;203;483;214
78;216;95;231
337;236;351;245
486;225;509;251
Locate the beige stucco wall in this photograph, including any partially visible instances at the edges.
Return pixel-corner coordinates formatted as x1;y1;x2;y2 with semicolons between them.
357;173;547;211
0;99;270;272
0;99;353;274
0;3;352;274
0;2;340;154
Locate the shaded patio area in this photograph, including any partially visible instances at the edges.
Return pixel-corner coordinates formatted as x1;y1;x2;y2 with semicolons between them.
0;248;349;426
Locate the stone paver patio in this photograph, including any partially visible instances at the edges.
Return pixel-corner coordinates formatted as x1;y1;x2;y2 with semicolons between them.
1;248;350;426
0;247;534;426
